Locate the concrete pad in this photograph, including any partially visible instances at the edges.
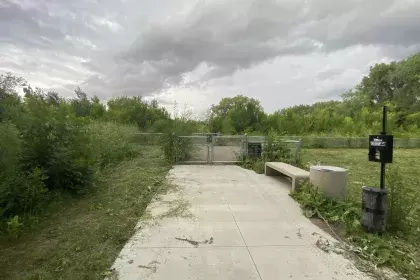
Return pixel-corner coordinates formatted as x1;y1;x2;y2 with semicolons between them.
249;246;368;280
229;204;297;222
113;247;262;280
184;190;228;205
237;221;326;246
129;220;245;248
111;165;372;280
189;204;236;222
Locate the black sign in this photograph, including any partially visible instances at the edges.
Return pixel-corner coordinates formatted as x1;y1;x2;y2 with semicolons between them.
368;135;393;163
248;143;262;158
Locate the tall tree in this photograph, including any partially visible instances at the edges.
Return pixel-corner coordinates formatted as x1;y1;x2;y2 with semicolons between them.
209;95;266;134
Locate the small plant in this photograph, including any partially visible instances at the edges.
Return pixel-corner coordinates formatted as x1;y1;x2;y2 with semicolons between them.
6;215;23;237
291;183;361;232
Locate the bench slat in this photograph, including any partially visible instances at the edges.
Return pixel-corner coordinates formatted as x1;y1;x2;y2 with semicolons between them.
265;162;309;192
266;162;309;177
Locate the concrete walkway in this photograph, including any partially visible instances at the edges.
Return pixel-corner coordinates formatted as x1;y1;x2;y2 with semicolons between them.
110;165;371;280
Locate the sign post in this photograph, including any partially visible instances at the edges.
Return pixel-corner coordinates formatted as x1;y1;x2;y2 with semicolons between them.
362;106;394;233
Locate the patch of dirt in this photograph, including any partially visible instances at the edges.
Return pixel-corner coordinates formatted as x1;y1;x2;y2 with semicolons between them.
310;217;343;240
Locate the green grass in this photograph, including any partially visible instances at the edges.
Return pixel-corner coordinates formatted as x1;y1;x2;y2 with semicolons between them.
301;149;420;202
0;145;171;280
300;149;420;279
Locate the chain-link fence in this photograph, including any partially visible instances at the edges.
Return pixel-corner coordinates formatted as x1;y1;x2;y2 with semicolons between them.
284;136;420;149
177;135;209;164
212;135;245;164
174;135;302;165
135;133;420;164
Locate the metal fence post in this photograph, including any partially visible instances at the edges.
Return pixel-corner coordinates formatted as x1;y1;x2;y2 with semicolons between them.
295;139;302;163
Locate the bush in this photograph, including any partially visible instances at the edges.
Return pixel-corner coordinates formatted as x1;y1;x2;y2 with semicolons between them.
291;183;360;232
262;134;294;163
18;105;94;192
161;134;195;164
239;132;301;173
87;121;139;169
0;123;47;219
386;166;418;235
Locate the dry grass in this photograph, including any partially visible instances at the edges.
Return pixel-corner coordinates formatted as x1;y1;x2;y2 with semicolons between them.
0;146;171;280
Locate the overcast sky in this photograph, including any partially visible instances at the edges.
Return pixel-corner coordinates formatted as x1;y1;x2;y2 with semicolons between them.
1;0;420;115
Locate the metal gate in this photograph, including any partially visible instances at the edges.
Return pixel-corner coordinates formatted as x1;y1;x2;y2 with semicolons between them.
177;135;245;164
176;135;302;165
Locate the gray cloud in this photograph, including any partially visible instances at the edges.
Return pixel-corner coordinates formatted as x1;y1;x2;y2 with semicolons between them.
1;0;420;113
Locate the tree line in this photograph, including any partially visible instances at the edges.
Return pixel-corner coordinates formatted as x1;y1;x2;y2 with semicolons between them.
209;53;420;137
1;52;419;231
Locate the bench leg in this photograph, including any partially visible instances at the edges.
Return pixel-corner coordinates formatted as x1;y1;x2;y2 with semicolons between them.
291;178;296;192
265;166;279;176
293;177;308;192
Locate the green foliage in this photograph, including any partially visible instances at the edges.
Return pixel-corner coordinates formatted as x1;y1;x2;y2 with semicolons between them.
266;54;420;137
262;132;295;164
386;166;418;235
6;215;23;238
86;121;139;168
19;90;94;193
0;123;47;218
161;134;194;164
239;132;300;173
0;147;171;280
291;183;361;231
209;95;266;134
106;96;170;131
291;181;420;278
0;74;145;234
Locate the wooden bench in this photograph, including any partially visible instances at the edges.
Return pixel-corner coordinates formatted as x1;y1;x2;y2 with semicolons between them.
265;162;310;192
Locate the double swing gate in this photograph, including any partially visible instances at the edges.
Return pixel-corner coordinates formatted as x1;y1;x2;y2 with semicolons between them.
174;134;302;165
175;135;246;164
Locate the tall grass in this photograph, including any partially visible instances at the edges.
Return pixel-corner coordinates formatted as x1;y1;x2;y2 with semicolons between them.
86;121;139;169
0;121;140;236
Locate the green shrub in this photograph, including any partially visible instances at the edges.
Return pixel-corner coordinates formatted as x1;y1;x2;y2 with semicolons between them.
262;134;294;163
239;132;301;173
87;121;139;168
6;215;23;238
161;134;194;164
19;108;93;192
0;124;47;219
251;159;266;174
290;183;361;232
386;166;418;235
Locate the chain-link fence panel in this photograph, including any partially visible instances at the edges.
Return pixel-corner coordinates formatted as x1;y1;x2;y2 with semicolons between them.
292;136;420;149
176;135;210;164
212;135;245;163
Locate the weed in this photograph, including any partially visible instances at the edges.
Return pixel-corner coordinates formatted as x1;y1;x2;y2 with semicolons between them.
6;216;23;238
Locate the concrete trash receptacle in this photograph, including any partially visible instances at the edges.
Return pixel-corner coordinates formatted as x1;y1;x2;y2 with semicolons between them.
310;166;348;199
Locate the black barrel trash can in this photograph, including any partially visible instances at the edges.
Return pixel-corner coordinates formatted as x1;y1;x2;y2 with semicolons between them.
361;186;388;233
